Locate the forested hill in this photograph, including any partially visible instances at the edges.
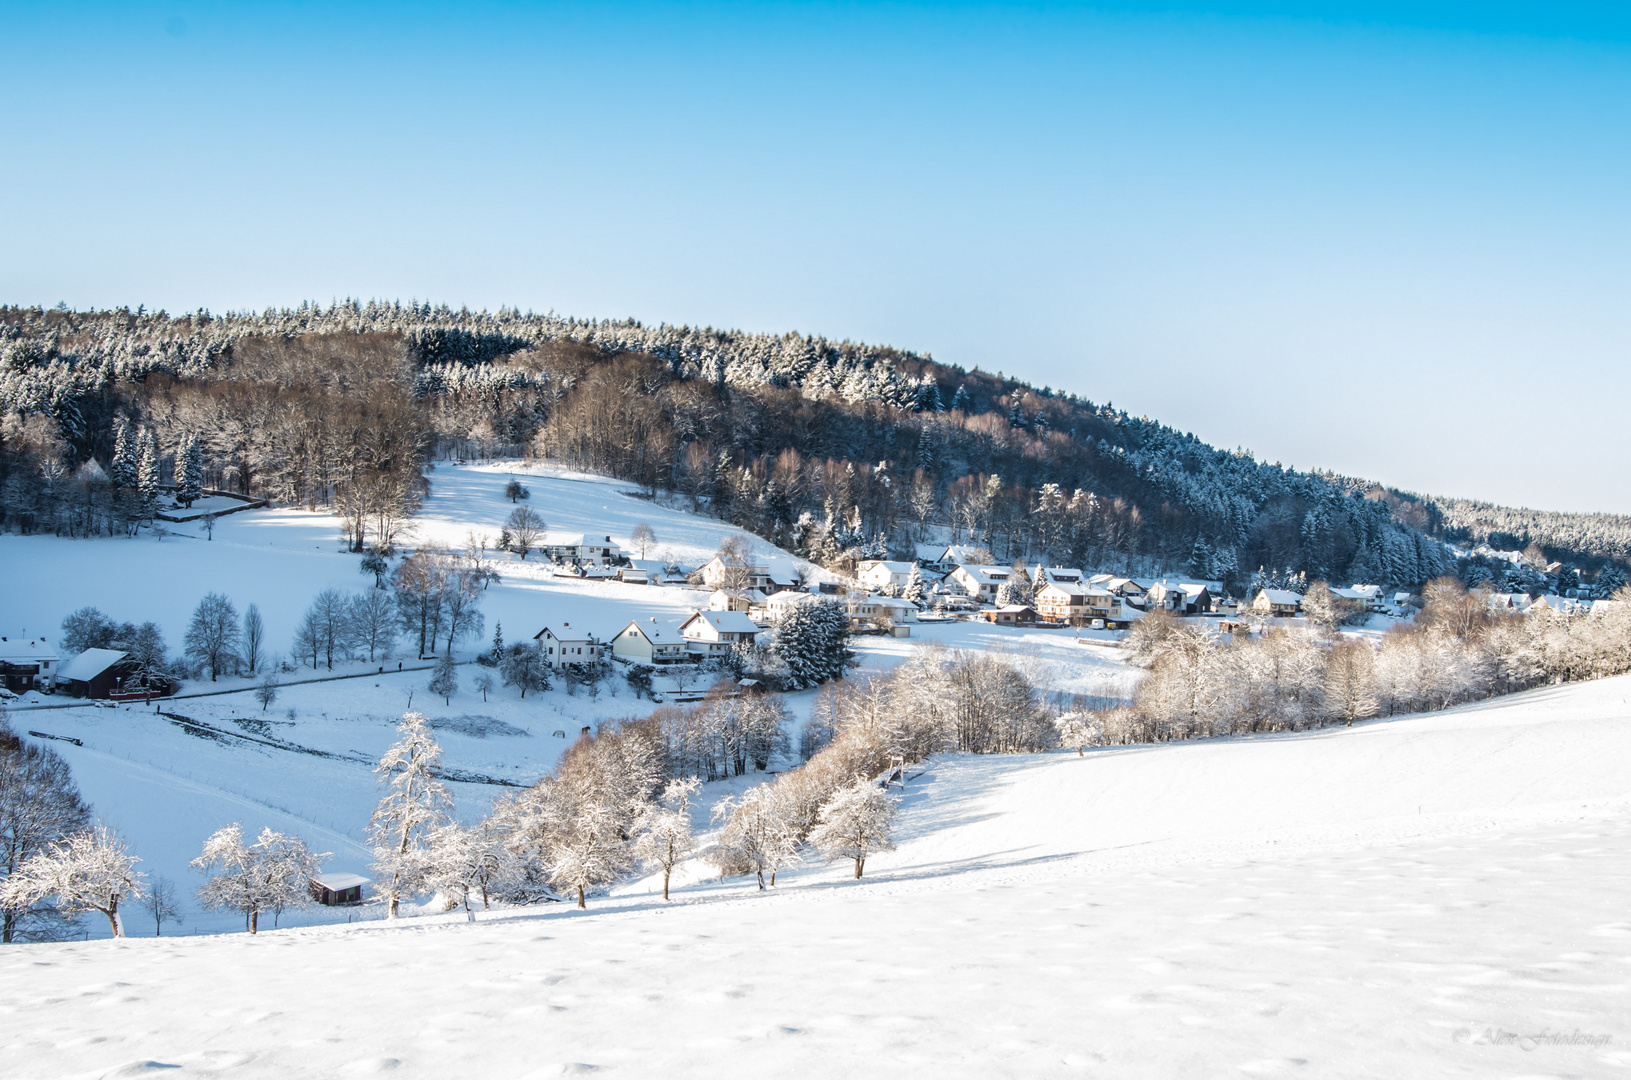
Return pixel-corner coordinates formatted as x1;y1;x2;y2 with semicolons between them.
0;301;1614;588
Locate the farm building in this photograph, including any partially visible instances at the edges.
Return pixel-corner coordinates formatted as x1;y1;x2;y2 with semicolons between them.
55;649;132;699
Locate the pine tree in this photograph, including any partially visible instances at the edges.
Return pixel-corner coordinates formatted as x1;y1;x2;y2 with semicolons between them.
135;429;160;520
951;384;971;412
903;564;925;606
176;433;203;508
429;653;458;704
109;418;137;489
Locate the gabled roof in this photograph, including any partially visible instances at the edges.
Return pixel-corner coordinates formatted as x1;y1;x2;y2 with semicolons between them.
954;565;1012;585
617;618;685;645
534;623;596;644
938;545;986;564
1039;567;1086;583
311;872;370;891
58;648;128;682
680;611;762;636
542;532;620;549
1348;584;1384;599
1329;587;1366;601
1036;582;1112;599
0;636;59;665
860;560;915;575
1257;589;1303;606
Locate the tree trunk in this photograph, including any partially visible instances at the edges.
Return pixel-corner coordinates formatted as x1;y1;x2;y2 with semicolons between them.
854;858;864;879
389;896;399;918
249;909;259;934
662;871;671;901
105;903;122;938
577;884;586;909
756;870;765;891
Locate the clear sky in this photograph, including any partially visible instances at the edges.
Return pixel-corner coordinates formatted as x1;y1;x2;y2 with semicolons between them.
3;2;1627;514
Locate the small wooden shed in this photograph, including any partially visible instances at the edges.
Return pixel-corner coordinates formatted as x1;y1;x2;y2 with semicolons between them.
309;872;369;906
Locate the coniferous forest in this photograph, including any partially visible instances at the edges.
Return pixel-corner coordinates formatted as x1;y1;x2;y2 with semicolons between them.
2;301;1624;588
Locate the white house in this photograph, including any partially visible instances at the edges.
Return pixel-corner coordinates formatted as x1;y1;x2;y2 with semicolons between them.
0;635;59;694
1033;582;1115;625
609;618;692;665
1036;566;1088;586
1252;589;1303;617
762;589;820;621
948;564;1012;603
540;532;623;564
708;588;767;613
532;622;604;670
699;553;801;593
856;560;917;592
678;610;763;658
1348;584;1386;610
844;595;919;626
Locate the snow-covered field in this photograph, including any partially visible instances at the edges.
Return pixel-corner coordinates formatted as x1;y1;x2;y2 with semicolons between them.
0;463;1135;936
5;675;1630;1077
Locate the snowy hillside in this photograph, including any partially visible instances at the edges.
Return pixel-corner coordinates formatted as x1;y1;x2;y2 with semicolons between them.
4;675;1629;1078
0;462;1135;935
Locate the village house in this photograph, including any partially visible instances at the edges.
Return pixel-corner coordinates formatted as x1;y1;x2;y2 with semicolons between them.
532;622;604;669
927;544;989;573
0;636;59;694
844;595;919;628
678;610;763;658
762;589;819;622
1252;589;1303;618
1033;582;1116;626
708;588;767;613
1085;575;1149;606
1348;584;1386;610
610;618;691;665
948;564;1011;603
540;532;623;565
1035;566;1087;586
856;560;917;593
698;553;801;593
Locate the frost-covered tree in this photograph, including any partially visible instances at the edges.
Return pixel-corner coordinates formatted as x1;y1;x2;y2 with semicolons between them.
809;780;897;879
176;432;203;508
109;417;138;490
0;824;146;937
192;823;325;934
634;777;699;900
1323;639;1379;726
712;784;799;890
428;653;458;704
1053;712;1095;756
135;428;160;520
184;592;240;681
0;722;92;942
499;643;550;698
369;713;453;918
473;671;494;702
423;818;512;913
903;563;925;606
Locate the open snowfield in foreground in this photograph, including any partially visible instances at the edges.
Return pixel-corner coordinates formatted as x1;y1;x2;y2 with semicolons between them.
6;675;1630;1079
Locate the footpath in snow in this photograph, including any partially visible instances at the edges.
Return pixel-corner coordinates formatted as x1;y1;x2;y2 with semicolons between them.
4;675;1630;1078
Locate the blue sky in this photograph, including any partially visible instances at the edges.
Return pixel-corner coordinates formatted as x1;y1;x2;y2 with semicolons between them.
3;2;1627;513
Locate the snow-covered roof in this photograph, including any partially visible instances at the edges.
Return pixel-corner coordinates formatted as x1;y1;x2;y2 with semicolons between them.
542;532;619;549
1176;583;1212;598
1589;599;1626;617
617;618;687;645
312;872;370;891
992;604;1034;614
0;636;58;665
535;623;596;644
1348;584;1384;599
1036;582;1111;599
954;565;1012;585
57;648;127;682
1040;567;1086;583
711;588;768;603
681;611;762;636
1257;589;1303;606
1394;592;1413;602
938;545;986;564
1329;587;1366;601
860;560;915;575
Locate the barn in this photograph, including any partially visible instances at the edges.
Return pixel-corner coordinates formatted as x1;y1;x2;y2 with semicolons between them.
309;872;369;906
